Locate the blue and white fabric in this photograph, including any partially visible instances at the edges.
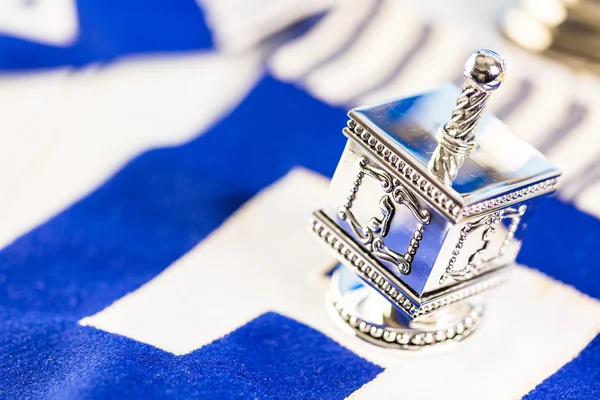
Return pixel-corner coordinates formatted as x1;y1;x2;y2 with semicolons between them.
0;0;599;398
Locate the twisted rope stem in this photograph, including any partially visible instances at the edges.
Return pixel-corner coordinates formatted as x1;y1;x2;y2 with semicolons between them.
429;145;463;187
444;83;491;142
429;83;491;185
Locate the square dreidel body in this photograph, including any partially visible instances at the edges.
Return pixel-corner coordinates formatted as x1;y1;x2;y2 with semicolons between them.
311;50;560;321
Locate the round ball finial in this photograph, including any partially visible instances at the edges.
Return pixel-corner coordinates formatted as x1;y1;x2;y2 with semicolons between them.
463;49;506;92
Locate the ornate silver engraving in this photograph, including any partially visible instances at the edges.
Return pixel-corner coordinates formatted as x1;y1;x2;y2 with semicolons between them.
338;157;431;276
333;300;483;350
440;205;527;284
311;213;510;320
346;120;559;221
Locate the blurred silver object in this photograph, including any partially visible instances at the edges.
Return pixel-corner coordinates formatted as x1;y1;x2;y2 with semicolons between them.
310;50;561;349
501;0;600;68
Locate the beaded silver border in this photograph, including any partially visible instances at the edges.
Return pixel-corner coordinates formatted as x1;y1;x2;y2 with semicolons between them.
345;118;559;222
312;212;420;318
332;300;483;350
460;179;558;218
345;119;461;221
311;211;511;319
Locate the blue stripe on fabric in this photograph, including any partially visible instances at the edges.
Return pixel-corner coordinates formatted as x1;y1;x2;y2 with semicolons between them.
0;76;347;320
524;334;600;399
0;312;382;399
0;75;599;397
518;196;600;301
0;0;212;71
0;77;360;398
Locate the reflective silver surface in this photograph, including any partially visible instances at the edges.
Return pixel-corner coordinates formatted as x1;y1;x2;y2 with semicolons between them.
310;49;561;348
320;139;541;298
462;49;506;92
429;50;505;186
329;264;483;350
349;84;560;209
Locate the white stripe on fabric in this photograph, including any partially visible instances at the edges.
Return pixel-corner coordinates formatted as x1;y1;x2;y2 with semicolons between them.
81;168;600;399
575;180;600;217
198;0;338;53
492;54;581;149
80;168;335;355
356;25;467;104
546;104;600;188
269;0;379;82
0;0;78;46
0;51;262;249
302;0;424;106
349;266;600;400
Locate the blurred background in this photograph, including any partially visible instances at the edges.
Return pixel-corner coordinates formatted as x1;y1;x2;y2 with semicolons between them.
1;0;600;398
1;0;599;249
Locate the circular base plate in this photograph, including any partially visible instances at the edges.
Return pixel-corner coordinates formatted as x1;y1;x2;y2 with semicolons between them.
329;265;484;350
